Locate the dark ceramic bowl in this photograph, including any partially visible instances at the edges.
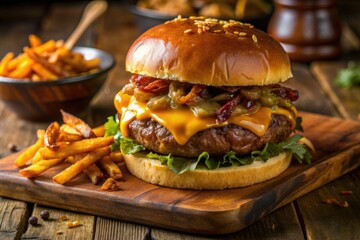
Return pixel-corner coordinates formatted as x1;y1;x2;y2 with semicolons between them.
0;46;115;122
126;0;272;32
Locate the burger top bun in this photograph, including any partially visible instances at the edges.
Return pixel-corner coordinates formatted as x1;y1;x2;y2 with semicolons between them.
125;16;292;86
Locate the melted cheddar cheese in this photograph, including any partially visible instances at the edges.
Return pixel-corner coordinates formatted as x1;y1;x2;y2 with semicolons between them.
114;92;296;145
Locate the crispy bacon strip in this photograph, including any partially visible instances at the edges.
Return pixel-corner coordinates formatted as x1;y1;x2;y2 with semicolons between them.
272;86;299;101
179;85;206;104
216;94;242;123
133;75;152;87
142;79;170;93
132;75;170;94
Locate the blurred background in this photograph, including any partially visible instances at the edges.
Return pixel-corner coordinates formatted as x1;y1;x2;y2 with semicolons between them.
0;0;359;121
0;0;359;59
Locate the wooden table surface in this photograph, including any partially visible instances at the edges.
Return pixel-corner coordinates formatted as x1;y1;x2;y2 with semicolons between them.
0;1;359;239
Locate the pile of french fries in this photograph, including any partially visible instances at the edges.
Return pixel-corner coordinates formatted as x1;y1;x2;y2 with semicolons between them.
0;35;100;81
15;110;124;187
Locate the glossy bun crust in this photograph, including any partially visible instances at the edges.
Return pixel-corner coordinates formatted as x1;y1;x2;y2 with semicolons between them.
126;17;292;86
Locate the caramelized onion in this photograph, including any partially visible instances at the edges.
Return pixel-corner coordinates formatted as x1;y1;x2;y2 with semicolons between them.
179;85;207;104
190;101;220;117
216;94;242;123
147;95;171;110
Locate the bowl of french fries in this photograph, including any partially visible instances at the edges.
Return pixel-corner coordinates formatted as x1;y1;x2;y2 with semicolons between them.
0;35;115;121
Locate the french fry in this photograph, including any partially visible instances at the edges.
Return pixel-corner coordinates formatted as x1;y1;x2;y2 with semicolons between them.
99;156;123;180
24;47;69;78
44;121;61;150
33;39;56;54
31;73;41;81
49;46;70;63
0;52;14;75
61;56;87;72
19;158;63;178
57;131;83;142
84;58;100;70
39;136;114;160
66;155;103;185
32;63;58;80
93;125;105;137
101;178;120;191
109;151;124;163
60;124;79;134
60;110;96;138
53;147;110;184
6;53;26;71
8;58;33;79
15;129;45;167
29;34;42;48
31;150;44;165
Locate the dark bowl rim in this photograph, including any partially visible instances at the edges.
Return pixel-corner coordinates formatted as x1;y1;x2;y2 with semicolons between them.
124;0;272;22
0;46;115;86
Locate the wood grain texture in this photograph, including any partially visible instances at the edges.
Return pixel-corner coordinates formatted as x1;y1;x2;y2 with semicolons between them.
94;217;150;240
0;112;359;234
152;203;303;239
296;167;360;240
21;204;95;240
284;63;340;117
0;197;30;240
311;61;360;120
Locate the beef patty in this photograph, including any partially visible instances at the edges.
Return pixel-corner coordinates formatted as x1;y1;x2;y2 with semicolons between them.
128;114;292;158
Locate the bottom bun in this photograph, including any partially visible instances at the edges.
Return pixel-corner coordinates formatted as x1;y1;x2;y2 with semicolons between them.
124;151;292;190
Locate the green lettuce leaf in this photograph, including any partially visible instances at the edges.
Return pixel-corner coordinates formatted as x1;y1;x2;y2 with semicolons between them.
279;134;311;164
146;134;312;174
104;115;145;154
147;151;209;174
224;151;254;166
120;137;145;154
104;115;121;151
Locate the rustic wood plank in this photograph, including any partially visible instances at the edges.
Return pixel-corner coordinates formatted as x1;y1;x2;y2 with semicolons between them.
0;197;30;240
284;63;340;117
0;112;359;234
94;217;150;240
311;61;360;120
152;203;303;239
21;204;95;240
296;167;360;240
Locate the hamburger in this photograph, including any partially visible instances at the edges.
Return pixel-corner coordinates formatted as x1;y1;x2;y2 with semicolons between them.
111;16;312;189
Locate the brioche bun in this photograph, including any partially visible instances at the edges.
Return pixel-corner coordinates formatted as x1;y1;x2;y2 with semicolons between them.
125;17;292;86
124;152;292;189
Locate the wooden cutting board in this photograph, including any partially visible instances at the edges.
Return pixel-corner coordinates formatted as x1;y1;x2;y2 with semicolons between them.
0;112;359;235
